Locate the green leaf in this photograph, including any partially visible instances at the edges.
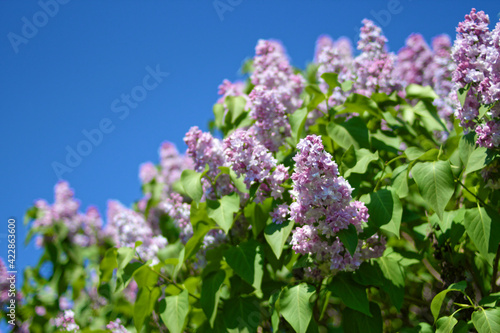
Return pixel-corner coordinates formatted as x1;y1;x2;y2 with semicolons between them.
392;164;409;198
412;161;455;221
181;169;204;202
329;273;370;316
457;83;471;108
436;315;458;333
305;85;325;111
321;73;340;96
413;101;448;132
341;80;353;92
343;93;381;117
213;103;225;129
244;198;273;238
160;289;189;333
342;148;379;178
472;308;500;333
406;84;439;100
223;297;261;333
405;147;439;161
207;192;240;234
327;117;370;150
337;224;358;256
134;286;161;331
201;270;225;328
289;107;308;143
459;133;489;175
479;292;500;308
464;206;500;264
279;283;315;333
226;96;247;123
224;240;264;292
360;188;402;237
377;256;405;310
264;219;295;259
430;281;467;322
99;248;117;284
343;302;383;333
184;202;215;260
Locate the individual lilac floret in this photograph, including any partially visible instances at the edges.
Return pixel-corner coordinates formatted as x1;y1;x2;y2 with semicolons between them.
251;39;305;113
53;310;80;332
289;135;385;278
249;85;291;152
106;319;129;333
353;19;398;97
394;33;434;87
184;126;234;199
223;129;289;202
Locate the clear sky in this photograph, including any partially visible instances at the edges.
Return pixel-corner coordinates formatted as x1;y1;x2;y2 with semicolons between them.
1;0;499;305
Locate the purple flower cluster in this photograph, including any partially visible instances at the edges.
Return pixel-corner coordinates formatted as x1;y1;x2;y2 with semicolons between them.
106;318;129;333
288;135;385;277
217;79;247;104
53;310;80;332
251;39;305;113
223;129;289;202
184;126;234;199
315;36;354;118
394;33;434;87
33;181;103;247
111;208;167;265
160;192;192;243
353;19;397;96
249;85;290;152
452;8;500;148
430;35;456;123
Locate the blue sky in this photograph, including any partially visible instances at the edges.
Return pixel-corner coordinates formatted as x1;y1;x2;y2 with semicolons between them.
1;0;499;307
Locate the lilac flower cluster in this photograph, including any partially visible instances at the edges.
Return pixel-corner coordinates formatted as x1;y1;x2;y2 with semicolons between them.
53;310;80;332
33;181;103;247
111;208;167;265
184;126;234;199
160;192;192;243
430;35;456;123
217;79;247;104
223;129;289;202
251;39;305;113
315;36;354;118
452;8;500;148
106;319;129;333
0;258;10;305
248;85;290;152
394;33;434;87
288;135;385;278
353;19;397;97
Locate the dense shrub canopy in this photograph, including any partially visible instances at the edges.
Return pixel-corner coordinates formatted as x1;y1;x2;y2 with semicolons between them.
3;7;500;333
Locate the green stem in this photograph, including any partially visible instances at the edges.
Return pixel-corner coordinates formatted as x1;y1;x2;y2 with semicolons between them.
374;155;405;190
454;178;490;208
